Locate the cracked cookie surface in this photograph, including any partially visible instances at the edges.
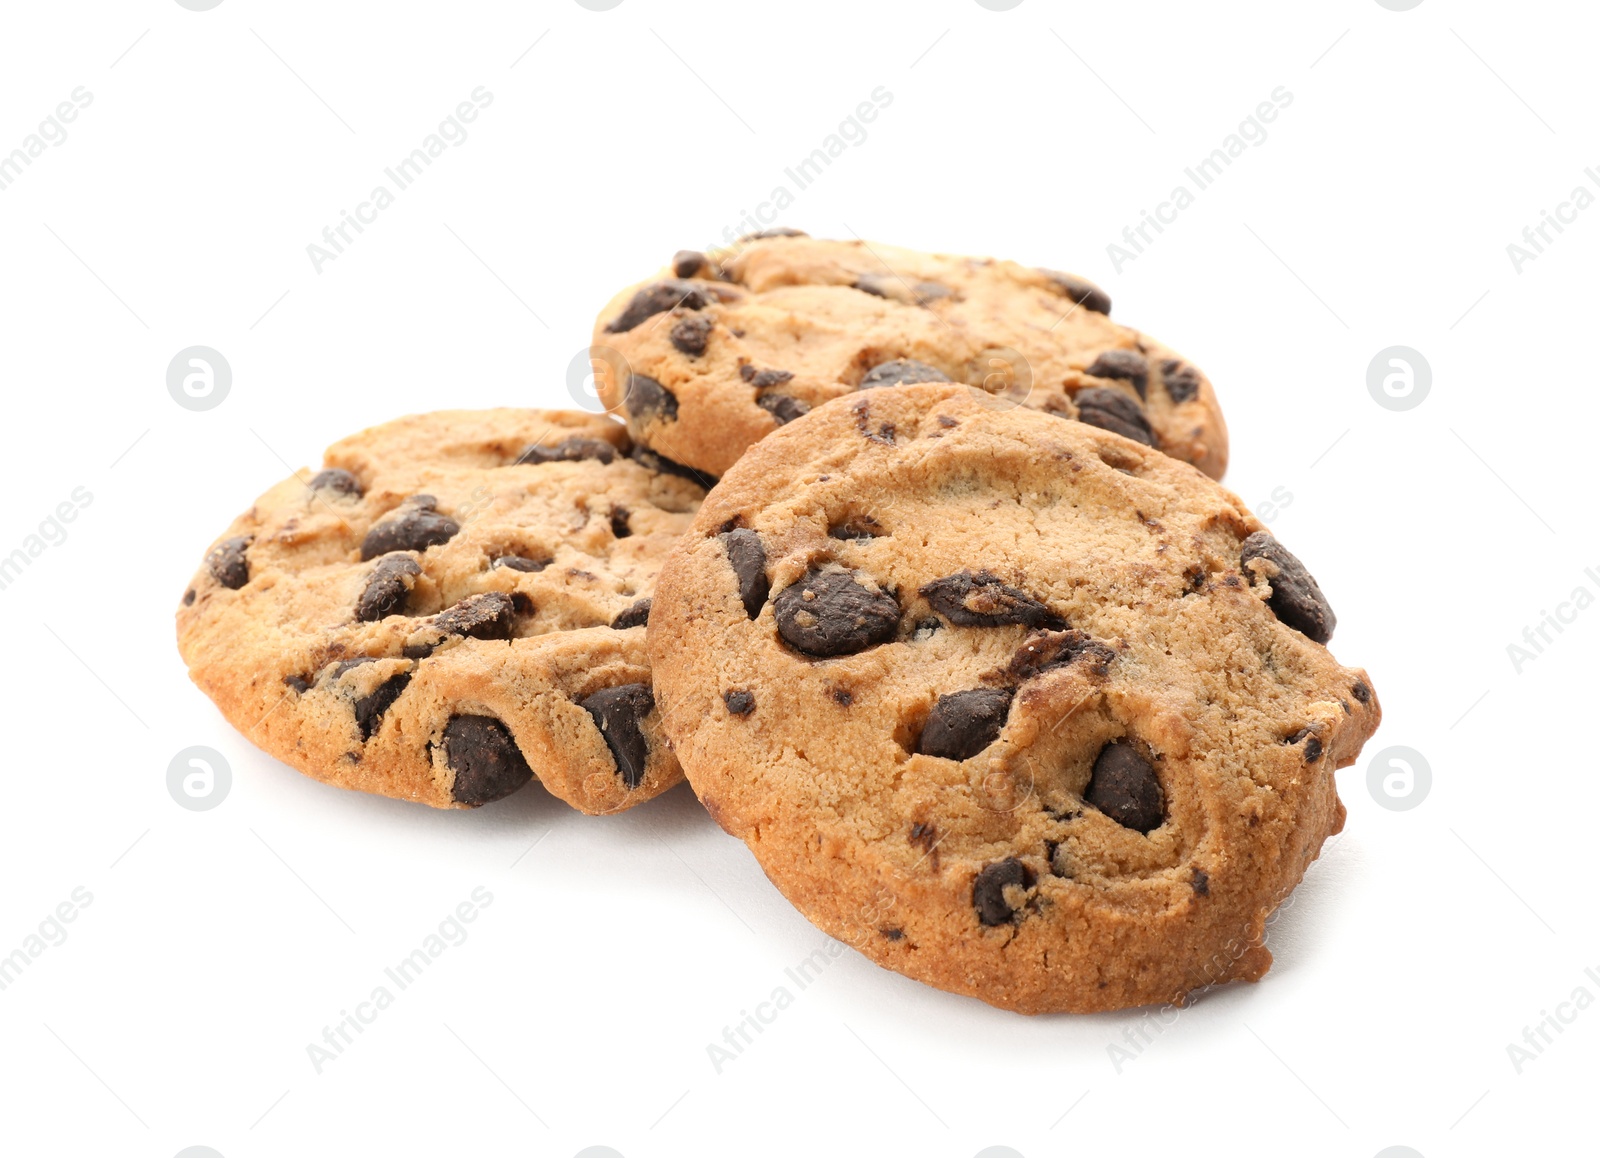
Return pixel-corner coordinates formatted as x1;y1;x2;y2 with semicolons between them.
176;408;700;813
648;385;1377;1013
591;232;1229;481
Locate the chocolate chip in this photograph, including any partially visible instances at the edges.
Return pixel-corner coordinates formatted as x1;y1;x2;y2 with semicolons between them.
830;687;854;707
920;570;1063;629
913;281;952;304
972;858;1034;927
517;436;617;465
581;683;655;789
1190;867;1210;896
1084;349;1150;400
1075;387;1155;447
860;359;950;389
434;592;516;640
1287;727;1324;763
1240;531;1337;644
610;507;632;538
670;313;714;356
911;618;942;642
851;399;896;444
739;365;794;388
622;374;678;426
611;598;652;630
672;249;710;278
605;280;710;333
309;468;363;497
853;274;892;298
909;822;938;850
357;554;423;621
1084;741;1164;833
774;568;901;657
881;928;905;941
182;588;196;606
917;688;1014;760
354;672;411;741
723;689;755;715
737;227;807;242
1043;270;1111;315
1351;680;1372;705
1008;629;1115;680
443;715;534;806
492;555;550;573
206;536;251;589
828;516;884;540
1160;358;1202;403
360;499;459;560
720;528;768;619
631;447;716;490
283;674;310;693
757;394;810;425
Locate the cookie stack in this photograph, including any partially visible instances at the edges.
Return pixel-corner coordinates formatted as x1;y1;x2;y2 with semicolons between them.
178;231;1379;1013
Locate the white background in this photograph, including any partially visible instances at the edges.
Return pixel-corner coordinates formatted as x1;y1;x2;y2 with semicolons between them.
1;1;1595;1156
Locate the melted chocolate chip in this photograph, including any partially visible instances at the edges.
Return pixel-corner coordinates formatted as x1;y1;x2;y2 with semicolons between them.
1160;358;1202;403
917;688;1014;760
739;364;795;389
972;858;1034;927
1288;727;1324;763
920;570;1064;629
360;499;459;560
605;280;710;333
1084;741;1164;833
357;554;422;621
443;715;534;806
517;436;617;466
283;674;311;693
1076;387;1155;447
610;507;632;538
631;447;716;490
828;515;884;540
853;274;892;299
622;374;678;425
1043;270;1111;315
774;568;901;657
309;468;363;497
757;393;810;425
670;313;714;356
723;689;755;715
1191;867;1210;896
1084;349;1150;400
611;598;652;630
1351;680;1372;705
1240;531;1337;644
720;528;768;619
206;536;251;589
859;359;951;389
672;249;710;278
492;555;550;573
1008;629;1115;680
182;588;196;606
881;928;905;941
581;684;655;789
354;672;411;741
434;592;516;640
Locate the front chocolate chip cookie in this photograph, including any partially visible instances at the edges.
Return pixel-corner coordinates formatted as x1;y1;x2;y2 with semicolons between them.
648;384;1380;1014
176;408;702;814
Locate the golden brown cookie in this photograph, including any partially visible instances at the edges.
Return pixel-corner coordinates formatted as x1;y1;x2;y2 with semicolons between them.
647;385;1378;1013
176;409;702;813
591;231;1228;480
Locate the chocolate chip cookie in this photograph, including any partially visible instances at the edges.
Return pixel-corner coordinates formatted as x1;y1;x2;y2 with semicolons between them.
591;231;1228;481
647;384;1378;1013
177;409;701;813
